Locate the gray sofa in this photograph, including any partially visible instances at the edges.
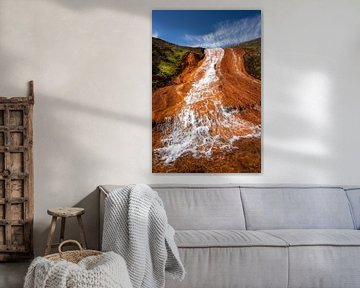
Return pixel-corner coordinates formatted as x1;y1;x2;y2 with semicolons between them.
99;185;360;288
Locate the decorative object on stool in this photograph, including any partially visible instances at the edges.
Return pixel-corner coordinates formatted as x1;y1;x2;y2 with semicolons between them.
45;207;87;255
24;240;133;288
0;81;34;262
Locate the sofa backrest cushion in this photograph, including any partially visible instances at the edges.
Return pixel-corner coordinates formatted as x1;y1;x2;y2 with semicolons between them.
240;186;355;230
152;185;246;230
345;188;360;229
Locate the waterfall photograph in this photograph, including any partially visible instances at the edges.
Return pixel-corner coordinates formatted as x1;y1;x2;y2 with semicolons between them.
152;10;262;173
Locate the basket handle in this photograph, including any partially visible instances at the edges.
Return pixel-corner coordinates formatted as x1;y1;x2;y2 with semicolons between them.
58;240;83;255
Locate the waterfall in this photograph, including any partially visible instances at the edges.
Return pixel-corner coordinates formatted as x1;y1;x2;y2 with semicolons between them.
155;48;261;165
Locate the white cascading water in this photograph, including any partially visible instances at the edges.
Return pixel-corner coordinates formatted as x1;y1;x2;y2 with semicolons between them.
155;48;261;164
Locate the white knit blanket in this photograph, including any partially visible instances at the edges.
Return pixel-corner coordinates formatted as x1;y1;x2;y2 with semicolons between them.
24;251;133;288
102;184;185;288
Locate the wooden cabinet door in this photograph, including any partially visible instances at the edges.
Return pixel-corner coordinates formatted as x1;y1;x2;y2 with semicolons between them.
0;93;34;261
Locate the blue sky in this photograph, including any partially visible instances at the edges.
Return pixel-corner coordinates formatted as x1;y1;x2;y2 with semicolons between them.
152;10;261;48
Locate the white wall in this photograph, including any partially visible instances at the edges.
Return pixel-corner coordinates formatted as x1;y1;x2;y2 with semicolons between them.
0;0;359;255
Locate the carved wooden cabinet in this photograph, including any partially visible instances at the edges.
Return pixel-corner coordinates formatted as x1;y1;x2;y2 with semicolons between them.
0;82;34;261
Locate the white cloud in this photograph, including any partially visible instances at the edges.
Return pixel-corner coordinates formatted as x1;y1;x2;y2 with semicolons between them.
152;31;159;38
184;15;261;48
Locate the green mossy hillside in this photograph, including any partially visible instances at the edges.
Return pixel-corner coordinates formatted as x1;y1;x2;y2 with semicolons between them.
233;38;261;80
152;37;204;89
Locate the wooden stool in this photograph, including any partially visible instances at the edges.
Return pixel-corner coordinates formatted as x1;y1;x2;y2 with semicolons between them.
45;207;87;255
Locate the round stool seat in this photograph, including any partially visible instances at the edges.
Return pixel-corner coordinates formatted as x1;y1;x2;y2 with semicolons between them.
47;207;85;218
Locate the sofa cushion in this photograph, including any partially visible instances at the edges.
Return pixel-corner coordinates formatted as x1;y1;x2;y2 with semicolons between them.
175;230;288;248
288;246;360;288
100;185;246;230
165;247;288;288
241;186;355;230
260;230;360;288
262;229;360;246
153;186;246;230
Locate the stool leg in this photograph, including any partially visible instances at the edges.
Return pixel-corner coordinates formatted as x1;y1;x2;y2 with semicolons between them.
77;215;87;249
45;216;57;255
60;217;66;243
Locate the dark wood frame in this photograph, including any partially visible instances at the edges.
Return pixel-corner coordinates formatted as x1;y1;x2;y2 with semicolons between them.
0;81;34;261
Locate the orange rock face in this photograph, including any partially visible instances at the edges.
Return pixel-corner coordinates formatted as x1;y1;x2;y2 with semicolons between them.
152;48;261;173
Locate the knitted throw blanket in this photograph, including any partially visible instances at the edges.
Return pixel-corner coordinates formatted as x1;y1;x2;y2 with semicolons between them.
102;184;185;288
24;251;133;288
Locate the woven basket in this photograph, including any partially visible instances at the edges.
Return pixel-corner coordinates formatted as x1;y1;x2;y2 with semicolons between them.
45;240;102;263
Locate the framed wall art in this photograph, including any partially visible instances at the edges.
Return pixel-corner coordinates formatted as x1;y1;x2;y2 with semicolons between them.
152;10;261;173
